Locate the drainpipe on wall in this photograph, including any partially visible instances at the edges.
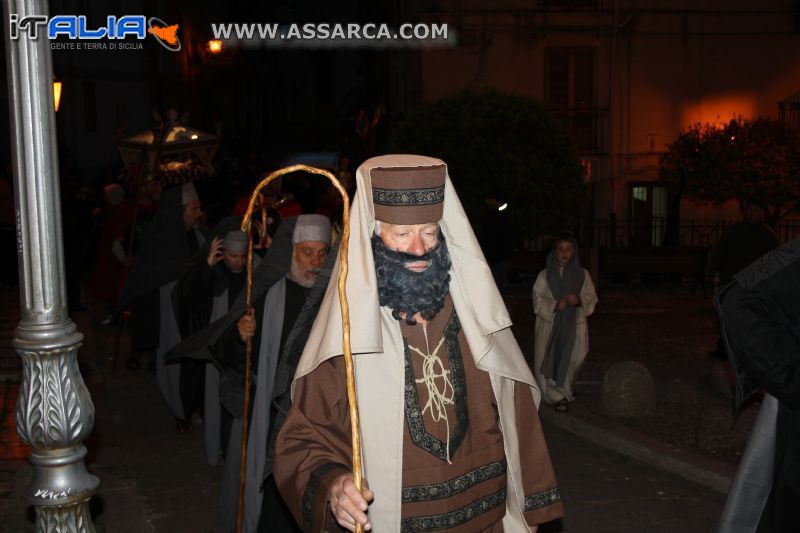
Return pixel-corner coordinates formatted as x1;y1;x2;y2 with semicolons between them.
609;0;619;217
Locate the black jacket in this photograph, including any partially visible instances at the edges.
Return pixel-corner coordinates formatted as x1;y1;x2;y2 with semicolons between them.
717;237;800;532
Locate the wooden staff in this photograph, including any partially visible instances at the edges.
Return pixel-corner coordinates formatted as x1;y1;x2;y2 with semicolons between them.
258;194;268;246
238;165;362;533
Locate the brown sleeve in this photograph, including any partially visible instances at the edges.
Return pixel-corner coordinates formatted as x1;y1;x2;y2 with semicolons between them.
515;384;565;526
273;357;353;533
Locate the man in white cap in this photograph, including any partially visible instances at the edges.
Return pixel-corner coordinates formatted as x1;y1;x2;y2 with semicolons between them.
173;216;253;461
217;214;332;533
274;156;563;532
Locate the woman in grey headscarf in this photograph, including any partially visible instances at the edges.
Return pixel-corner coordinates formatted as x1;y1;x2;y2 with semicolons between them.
533;232;598;412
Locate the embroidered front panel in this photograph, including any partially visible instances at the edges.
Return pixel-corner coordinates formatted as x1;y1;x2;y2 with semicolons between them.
373;185;445;207
403;309;470;461
402;458;507;503
302;462;346;533
524;486;562;512
400;488;506;532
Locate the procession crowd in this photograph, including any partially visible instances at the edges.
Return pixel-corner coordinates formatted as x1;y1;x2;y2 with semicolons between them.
64;151;796;533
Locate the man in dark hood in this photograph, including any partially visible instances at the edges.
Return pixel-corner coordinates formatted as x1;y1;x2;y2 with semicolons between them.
116;182;208;431
173;216;252;453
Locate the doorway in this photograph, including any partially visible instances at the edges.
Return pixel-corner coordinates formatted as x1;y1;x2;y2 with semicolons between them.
628;183;669;246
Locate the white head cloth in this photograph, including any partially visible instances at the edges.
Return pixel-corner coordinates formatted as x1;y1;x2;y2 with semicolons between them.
223;230;248;254
292;214;331;245
181;182;199;205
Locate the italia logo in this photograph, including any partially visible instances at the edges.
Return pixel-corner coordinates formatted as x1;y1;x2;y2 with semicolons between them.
9;14;181;51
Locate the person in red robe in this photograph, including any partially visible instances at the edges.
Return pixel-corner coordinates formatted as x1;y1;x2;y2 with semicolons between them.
91;184;134;315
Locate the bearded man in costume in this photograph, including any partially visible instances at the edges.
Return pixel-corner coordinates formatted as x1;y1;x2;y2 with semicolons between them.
274;155;563;532
218;214;331;533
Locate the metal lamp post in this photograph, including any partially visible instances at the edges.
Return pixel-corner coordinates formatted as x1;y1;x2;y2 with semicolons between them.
3;0;98;531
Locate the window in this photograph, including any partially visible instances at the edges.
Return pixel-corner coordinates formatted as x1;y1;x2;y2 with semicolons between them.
546;48;603;152
547;49;570;108
547;48;595;109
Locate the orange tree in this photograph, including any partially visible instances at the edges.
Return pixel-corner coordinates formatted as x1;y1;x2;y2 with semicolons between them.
660;118;800;228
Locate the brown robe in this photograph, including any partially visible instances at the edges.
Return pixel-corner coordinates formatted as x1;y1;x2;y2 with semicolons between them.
275;296;563;532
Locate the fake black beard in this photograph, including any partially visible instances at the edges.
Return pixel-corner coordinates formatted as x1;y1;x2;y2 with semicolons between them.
371;232;452;325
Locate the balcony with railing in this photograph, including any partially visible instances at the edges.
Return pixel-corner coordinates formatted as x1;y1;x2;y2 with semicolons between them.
547;107;609;154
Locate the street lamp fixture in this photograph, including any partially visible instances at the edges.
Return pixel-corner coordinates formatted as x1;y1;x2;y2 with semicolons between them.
53;78;62;112
208;39;222;54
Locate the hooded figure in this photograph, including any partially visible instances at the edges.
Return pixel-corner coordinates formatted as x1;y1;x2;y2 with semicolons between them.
117;182;207;313
715;237;800;533
172;216;258;463
117;182;209;427
274;155;563;532
532;232;597;411
173;218;251;340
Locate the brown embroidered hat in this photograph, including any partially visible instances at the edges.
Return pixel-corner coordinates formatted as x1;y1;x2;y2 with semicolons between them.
370;164;447;224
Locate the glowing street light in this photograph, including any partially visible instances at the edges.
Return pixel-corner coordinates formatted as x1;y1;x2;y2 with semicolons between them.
53;79;62;112
208;39;222;54
498;203;508;211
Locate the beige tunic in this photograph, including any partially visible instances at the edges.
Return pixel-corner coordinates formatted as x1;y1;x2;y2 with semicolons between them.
532;269;597;404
